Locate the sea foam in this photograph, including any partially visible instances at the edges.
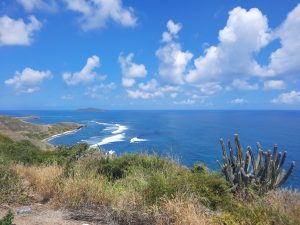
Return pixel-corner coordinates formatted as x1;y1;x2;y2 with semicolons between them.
130;137;148;143
90;133;125;148
112;124;128;134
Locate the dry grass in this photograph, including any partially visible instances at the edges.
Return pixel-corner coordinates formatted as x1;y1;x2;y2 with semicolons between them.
155;195;215;225
263;189;300;223
54;175;111;208
14;164;62;202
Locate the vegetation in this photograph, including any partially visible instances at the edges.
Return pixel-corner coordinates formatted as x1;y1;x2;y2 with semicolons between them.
0;114;83;150
0;210;14;225
217;134;295;195
0;132;299;224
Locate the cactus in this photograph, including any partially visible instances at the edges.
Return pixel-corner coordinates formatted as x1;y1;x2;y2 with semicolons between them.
217;134;295;194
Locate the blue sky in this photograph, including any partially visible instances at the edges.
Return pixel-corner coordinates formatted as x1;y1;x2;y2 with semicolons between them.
0;0;300;110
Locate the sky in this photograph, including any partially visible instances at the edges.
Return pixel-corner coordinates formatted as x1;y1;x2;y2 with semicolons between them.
0;0;300;110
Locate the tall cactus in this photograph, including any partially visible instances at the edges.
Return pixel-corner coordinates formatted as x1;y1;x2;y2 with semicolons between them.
217;134;295;194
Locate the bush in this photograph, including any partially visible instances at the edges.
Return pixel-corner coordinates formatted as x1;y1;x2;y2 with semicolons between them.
84;154;174;181
144;169;231;210
0;134;89;166
0;210;14;225
15;164;62;202
0;159;27;204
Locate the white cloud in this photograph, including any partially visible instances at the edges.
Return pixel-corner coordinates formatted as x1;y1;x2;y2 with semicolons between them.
156;20;193;85
264;80;286;90
127;79;179;99
174;99;195;105
230;98;247;105
17;0;58;12
64;0;137;30
0;15;42;46
119;53;147;87
166;20;182;36
232;79;259;90
198;82;223;95
5;68;52;94
261;4;300;77
127;89;163;99
122;78;135;88
138;79;158;92
85;82;116;99
272;90;300;104
186;7;271;83
63;56;105;86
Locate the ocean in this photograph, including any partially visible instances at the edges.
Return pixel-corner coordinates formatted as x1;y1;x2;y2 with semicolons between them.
1;110;299;188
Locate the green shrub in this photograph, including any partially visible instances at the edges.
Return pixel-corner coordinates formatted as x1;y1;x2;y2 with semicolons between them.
217;204;296;225
0;134;89;166
0;210;14;225
88;154;174;181
143;165;231;210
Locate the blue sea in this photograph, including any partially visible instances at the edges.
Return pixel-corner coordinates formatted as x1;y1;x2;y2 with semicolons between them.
1;110;299;188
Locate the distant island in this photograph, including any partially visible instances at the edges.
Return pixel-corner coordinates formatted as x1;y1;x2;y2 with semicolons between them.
76;107;105;112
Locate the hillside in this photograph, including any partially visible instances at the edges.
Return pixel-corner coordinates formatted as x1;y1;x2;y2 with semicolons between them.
0;114;84;150
0;132;299;224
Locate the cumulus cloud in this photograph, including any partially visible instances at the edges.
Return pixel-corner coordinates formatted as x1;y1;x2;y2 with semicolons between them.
126;79;179;99
261;4;300;77
272;90;300;104
119;53;147;87
17;0;58;12
264;80;286;90
64;0;137;30
174;99;195;105
127;89;163;99
198;82;223;95
186;7;271;83
232;79;259;90
230;98;247;105
63;56;105;86
0;15;42;46
5;68;52;94
156;20;193;85
85;82;116;99
138;79;158;91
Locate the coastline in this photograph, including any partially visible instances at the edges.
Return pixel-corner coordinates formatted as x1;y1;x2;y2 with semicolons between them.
42;125;85;143
0;114;85;149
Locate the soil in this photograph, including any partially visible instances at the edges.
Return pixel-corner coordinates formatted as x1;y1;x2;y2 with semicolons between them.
0;203;92;225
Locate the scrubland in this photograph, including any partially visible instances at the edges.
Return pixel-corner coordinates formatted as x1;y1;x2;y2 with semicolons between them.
0;133;299;225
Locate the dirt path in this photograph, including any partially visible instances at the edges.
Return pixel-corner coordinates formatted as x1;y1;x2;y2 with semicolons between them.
0;203;92;225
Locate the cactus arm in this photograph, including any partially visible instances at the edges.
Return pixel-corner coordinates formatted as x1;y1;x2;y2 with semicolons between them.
234;134;244;164
248;146;256;175
266;150;272;183
244;151;251;174
275;161;296;187
228;140;236;167
216;160;223;171
220;138;230;165
255;145;262;172
241;168;249;186
275;152;282;170
272;144;278;161
279;151;287;170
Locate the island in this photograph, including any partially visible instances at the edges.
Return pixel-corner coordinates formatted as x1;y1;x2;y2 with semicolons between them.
76;107;105;112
